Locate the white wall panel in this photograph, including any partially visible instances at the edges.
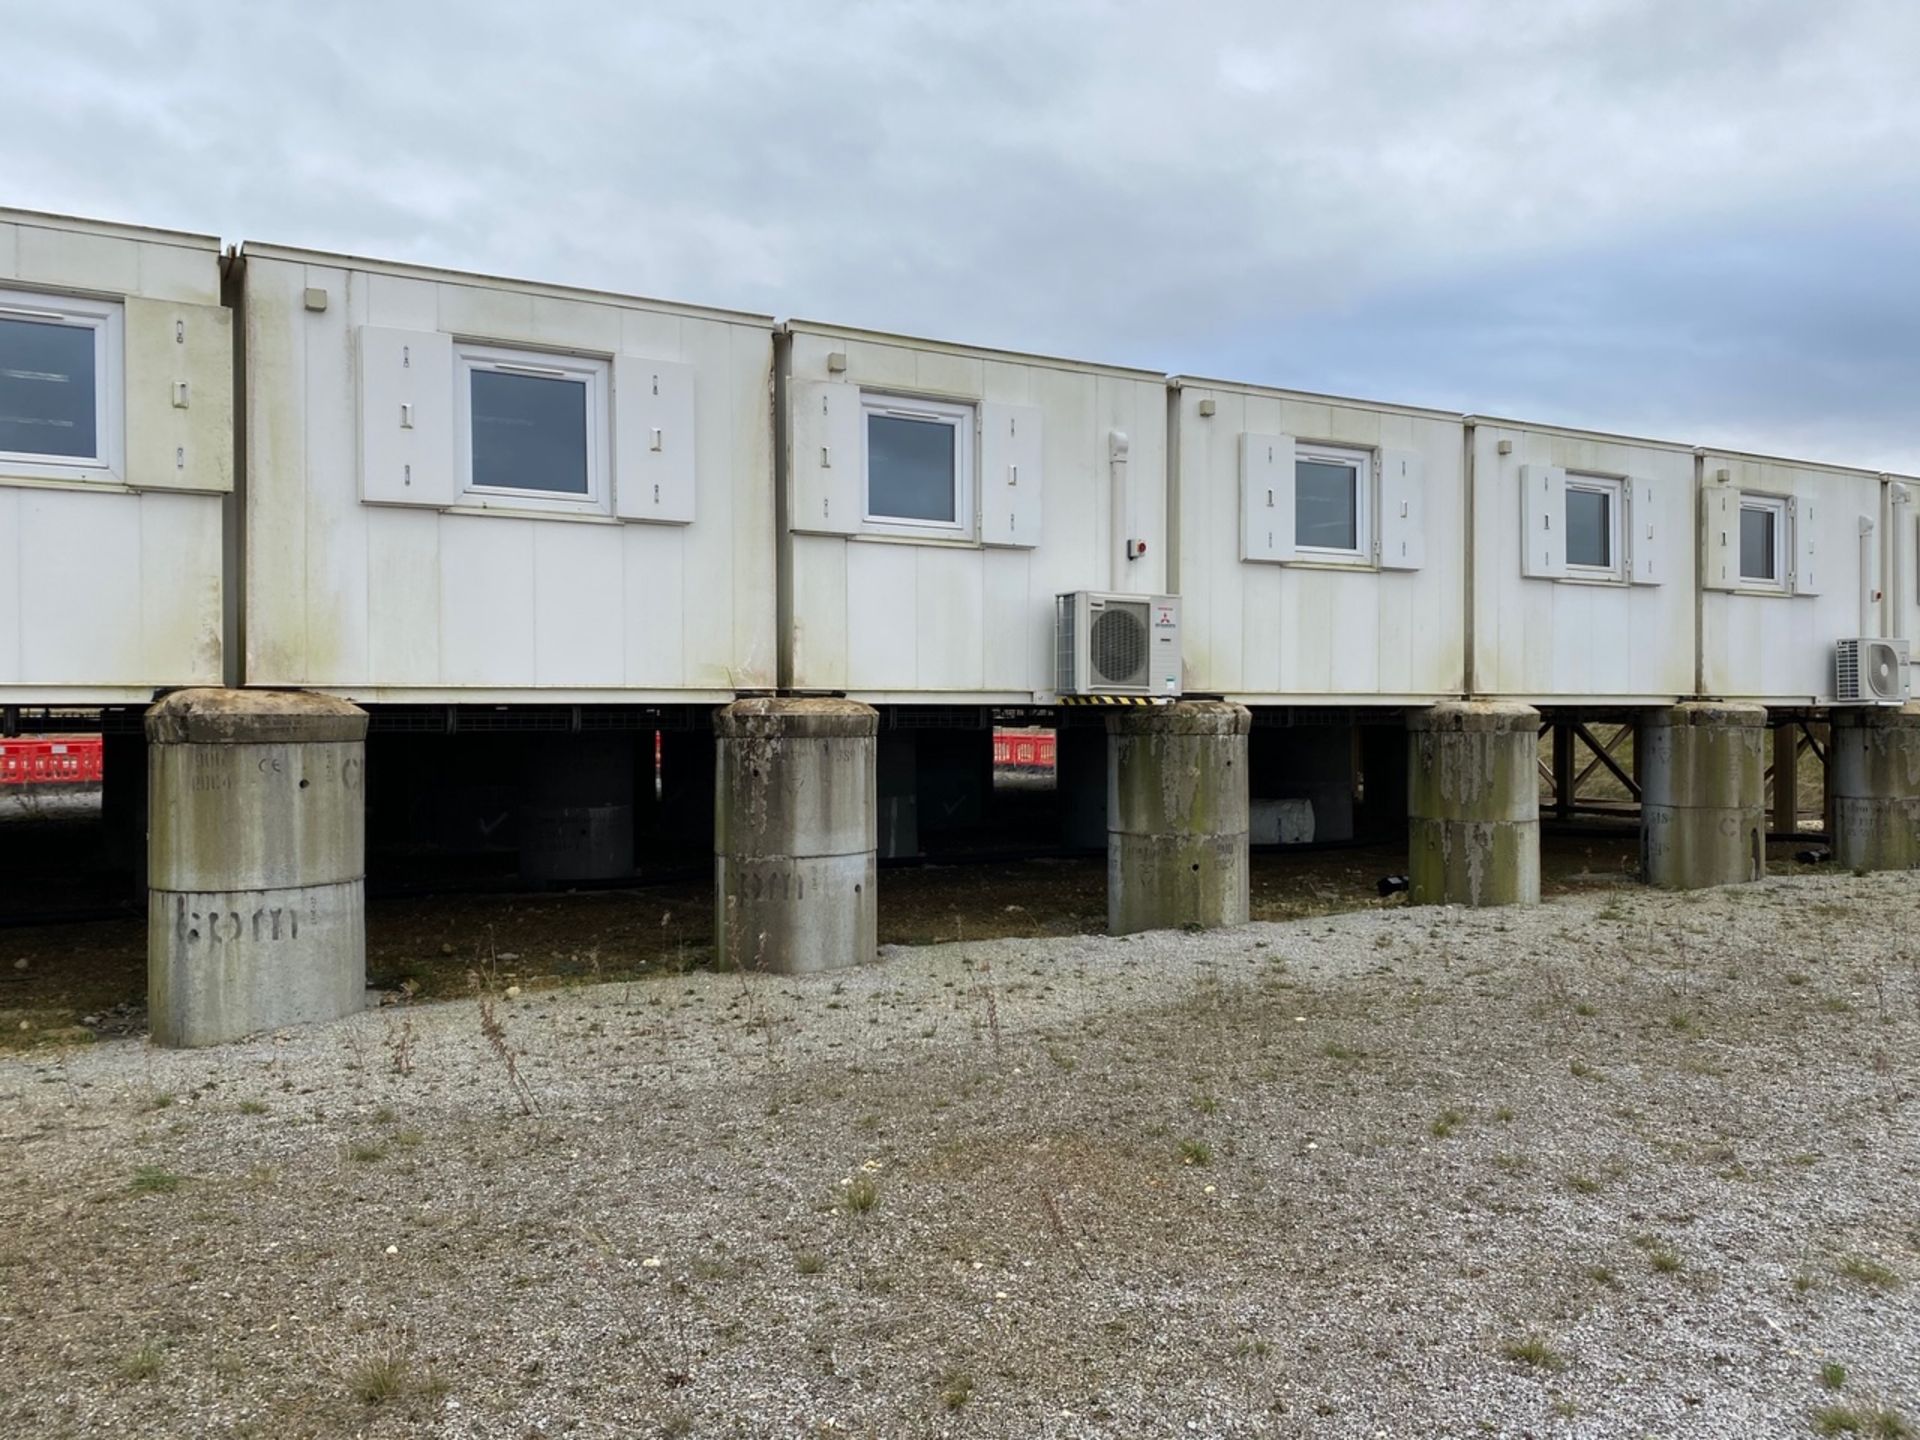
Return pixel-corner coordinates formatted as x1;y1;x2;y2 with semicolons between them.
0;490;18;679
1471;424;1694;702
138;490;222;681
0;213;226;696
367;508;441;684
241;249;775;696
621;522;686;685
1174;383;1463;700
782;324;1168;699
844;540;917;691
533;522;624;687
915;544;984;691
439;518;536;686
1699;454;1882;701
19;490;140;682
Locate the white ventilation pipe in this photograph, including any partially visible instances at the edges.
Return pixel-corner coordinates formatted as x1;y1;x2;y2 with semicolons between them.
1859;515;1880;638
1889;483;1912;642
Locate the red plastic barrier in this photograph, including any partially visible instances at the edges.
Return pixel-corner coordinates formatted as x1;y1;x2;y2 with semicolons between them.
991;731;1056;769
0;736;104;785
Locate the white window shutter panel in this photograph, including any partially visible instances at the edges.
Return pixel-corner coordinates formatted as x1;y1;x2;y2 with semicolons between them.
1239;432;1295;563
123;298;234;493
1792;496;1821;595
1629;477;1661;585
980;401;1042;548
613;356;696;524
1378;446;1424;571
789;380;861;535
357;325;454;507
1518;464;1566;579
1699;486;1738;590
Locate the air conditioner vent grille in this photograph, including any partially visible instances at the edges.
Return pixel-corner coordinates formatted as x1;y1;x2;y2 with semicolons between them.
1090;604;1149;688
1835;636;1911;704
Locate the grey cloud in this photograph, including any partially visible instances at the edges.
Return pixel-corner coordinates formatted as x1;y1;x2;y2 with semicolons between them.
2;0;1915;465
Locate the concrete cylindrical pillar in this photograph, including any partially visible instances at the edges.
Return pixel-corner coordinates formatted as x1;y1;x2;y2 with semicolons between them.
519;732;636;885
1829;703;1920;870
714;698;877;974
146;689;368;1047
1107;701;1251;935
1637;702;1766;888
1408;702;1540;907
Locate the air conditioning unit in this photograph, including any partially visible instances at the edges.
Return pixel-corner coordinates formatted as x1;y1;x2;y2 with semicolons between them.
1055;592;1181;697
1835;637;1911;704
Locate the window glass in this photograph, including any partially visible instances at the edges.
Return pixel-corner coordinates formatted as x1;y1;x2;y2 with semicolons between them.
0;316;97;460
868;413;956;523
1296;459;1359;551
469;369;589;495
1739;505;1776;580
1565;487;1611;569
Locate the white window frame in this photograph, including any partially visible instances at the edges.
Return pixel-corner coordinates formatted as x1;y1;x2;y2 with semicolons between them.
860;391;975;538
454;341;611;516
1292;441;1373;562
0;286;124;482
1563;472;1625;582
1737;492;1790;592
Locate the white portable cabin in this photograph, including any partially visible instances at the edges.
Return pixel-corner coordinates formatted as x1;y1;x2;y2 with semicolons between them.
1697;449;1887;704
1467;417;1695;705
0;210;231;704
233;244;777;702
1168;378;1465;704
778;321;1169;703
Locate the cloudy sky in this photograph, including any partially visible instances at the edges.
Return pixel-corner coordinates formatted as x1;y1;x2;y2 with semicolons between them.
7;1;1918;468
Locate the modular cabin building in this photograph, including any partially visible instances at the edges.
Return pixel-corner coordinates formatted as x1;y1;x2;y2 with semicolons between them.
1166;377;1466;706
1466;417;1696;706
0;209;231;705
1696;450;1889;705
232;243;778;704
777;321;1172;705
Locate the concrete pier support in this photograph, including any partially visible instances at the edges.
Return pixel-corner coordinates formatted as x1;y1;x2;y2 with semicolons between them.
1829;703;1920;870
1107;701;1250;934
519;733;636;885
146;689;368;1047
714;698;877;973
1408;702;1540;907
1638;703;1766;888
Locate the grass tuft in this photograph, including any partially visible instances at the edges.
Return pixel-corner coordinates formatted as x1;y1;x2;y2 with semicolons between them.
1501;1335;1568;1373
841;1175;879;1214
129;1166;182;1195
1177;1138;1212;1167
347;1347;414;1406
1836;1255;1901;1290
939;1368;975;1410
119;1340;164;1381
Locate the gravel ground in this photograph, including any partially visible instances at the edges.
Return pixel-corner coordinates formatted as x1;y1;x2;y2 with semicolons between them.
1;874;1916;1439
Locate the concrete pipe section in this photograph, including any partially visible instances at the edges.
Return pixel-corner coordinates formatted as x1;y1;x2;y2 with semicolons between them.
1107;701;1251;935
1408;701;1540;907
1638;702;1766;888
1829;702;1920;870
714;697;878;974
146;688;369;1047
